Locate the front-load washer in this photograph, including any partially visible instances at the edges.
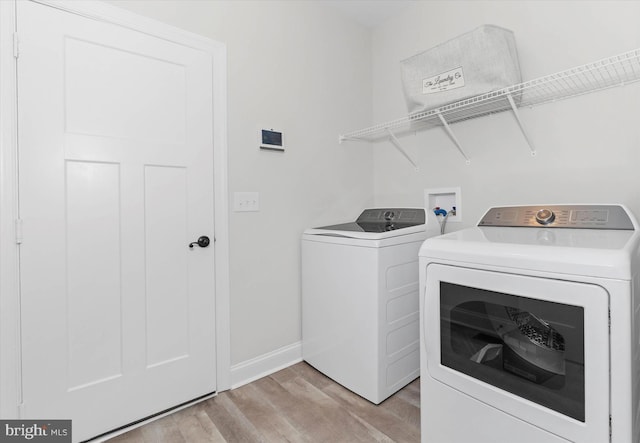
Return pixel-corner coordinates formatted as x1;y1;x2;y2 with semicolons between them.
419;204;640;443
302;208;439;404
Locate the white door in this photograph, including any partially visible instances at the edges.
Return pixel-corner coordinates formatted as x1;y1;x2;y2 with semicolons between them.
17;1;216;440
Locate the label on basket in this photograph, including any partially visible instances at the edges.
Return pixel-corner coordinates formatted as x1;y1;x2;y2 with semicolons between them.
422;67;465;94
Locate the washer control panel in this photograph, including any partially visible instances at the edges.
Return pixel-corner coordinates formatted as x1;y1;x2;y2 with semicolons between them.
357;208;425;225
478;205;635;230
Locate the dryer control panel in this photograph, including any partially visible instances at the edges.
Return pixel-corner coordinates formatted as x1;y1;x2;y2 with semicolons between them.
478;205;635;230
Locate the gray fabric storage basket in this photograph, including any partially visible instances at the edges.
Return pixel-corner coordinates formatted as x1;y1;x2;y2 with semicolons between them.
400;25;521;114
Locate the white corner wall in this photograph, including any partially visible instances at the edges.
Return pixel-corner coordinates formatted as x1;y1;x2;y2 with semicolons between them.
102;0;640;388
371;1;640;225
106;0;374;378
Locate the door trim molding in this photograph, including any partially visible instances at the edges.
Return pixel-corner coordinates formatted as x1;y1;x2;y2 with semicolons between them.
0;0;231;418
0;0;21;419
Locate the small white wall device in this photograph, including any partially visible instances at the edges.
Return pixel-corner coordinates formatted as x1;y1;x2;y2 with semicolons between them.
259;128;284;151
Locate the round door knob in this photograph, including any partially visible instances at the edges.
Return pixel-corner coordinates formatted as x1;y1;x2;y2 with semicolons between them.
535;209;555;225
189;236;210;248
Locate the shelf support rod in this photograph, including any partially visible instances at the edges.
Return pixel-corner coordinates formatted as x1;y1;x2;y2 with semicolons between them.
436;111;470;164
339;135;364;144
385;128;419;171
506;93;537;157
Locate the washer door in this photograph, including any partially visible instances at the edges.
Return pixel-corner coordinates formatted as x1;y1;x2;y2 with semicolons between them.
424;264;609;442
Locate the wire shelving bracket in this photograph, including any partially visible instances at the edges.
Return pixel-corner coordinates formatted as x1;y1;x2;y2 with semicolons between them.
385;128;419;170
436;111;470;164
339;48;640;167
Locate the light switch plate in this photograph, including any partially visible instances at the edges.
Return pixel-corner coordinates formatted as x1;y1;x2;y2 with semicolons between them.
234;192;260;212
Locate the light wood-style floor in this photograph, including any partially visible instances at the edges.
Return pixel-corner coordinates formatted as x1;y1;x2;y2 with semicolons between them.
107;362;420;442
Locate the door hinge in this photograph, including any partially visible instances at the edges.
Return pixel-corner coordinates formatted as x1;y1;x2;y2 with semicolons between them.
13;32;19;58
15;219;23;244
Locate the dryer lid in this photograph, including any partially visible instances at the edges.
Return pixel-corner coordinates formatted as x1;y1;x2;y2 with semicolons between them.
419;204;640;279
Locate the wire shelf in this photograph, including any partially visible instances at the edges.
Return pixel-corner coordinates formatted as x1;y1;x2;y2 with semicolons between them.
340;48;640;142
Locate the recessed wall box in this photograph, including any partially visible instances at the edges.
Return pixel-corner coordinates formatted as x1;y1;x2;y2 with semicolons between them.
426;187;461;222
259;128;284;151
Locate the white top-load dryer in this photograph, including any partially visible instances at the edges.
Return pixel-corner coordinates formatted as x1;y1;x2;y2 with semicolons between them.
302;208;439;404
419;204;640;443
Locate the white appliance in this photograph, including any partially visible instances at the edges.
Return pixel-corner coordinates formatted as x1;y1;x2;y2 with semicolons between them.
302;208;439;404
419;204;640;443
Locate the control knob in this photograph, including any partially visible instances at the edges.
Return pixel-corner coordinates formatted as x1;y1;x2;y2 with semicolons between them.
383;210;395;221
535;209;555;225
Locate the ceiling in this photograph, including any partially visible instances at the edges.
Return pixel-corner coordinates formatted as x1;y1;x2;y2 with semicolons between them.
324;0;414;27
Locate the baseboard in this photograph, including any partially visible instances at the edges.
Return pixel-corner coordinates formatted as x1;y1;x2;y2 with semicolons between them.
230;341;302;389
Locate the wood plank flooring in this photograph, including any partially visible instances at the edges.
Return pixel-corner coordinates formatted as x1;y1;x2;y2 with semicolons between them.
107;362;420;442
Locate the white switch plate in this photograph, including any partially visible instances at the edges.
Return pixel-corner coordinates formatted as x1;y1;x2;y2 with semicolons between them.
234;192;260;212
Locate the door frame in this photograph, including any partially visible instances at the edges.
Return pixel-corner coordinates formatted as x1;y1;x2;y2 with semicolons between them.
0;0;231;419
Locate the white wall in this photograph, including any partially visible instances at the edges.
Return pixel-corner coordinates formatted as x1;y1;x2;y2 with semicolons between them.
371;1;640;226
105;0;640;379
107;1;374;367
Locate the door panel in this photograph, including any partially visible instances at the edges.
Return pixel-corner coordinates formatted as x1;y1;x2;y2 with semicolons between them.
144;165;189;367
64;37;187;143
66;160;123;390
17;2;216;440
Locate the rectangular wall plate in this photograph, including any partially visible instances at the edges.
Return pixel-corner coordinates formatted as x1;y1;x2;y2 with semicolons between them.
425;187;461;222
233;192;260;212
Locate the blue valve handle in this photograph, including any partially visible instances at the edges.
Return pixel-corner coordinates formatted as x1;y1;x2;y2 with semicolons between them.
433;208;448;216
